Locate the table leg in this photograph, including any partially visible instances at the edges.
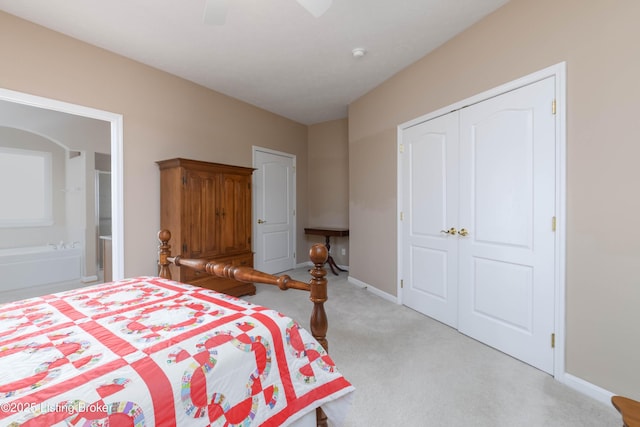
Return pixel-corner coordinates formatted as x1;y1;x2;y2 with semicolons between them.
324;235;346;276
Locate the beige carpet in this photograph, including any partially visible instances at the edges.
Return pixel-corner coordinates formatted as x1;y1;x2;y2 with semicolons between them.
244;267;620;427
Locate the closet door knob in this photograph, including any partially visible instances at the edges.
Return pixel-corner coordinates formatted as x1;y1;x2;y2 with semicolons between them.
458;228;469;237
257;219;267;224
440;227;457;235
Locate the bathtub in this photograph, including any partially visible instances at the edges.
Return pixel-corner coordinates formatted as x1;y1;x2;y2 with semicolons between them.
0;245;82;292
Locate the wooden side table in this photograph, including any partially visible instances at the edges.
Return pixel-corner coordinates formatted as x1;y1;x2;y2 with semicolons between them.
304;227;349;275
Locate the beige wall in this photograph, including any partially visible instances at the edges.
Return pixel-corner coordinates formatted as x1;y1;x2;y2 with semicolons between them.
0;11;309;275
306;119;349;266
348;0;640;398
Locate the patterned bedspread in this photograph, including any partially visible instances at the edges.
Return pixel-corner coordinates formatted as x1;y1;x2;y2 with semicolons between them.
0;277;353;426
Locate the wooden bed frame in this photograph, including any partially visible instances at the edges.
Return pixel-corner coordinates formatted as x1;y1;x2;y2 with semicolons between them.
157;229;332;427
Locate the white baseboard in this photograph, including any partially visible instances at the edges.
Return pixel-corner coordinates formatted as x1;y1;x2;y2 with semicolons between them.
347;276;398;304
296;261;311;269
557;372;615;407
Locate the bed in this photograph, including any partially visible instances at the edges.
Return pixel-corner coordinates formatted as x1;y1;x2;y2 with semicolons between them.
0;230;354;426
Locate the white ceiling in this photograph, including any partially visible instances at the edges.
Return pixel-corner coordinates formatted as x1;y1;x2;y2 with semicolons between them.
0;0;509;125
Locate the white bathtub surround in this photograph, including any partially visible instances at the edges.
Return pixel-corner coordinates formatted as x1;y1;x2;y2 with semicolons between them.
0;244;82;293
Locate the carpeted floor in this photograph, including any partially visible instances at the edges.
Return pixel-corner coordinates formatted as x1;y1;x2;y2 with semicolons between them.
244;267;621;427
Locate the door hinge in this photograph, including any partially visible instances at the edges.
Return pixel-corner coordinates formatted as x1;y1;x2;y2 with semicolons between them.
551;333;556;348
293;252;296;259
182;175;187;186
293;209;296;216
399;144;404;153
552;216;557;232
400;279;404;289
400;211;404;221
552;99;557;115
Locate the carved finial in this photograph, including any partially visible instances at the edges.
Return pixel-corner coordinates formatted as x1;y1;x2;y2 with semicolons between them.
158;229;171;244
309;243;328;266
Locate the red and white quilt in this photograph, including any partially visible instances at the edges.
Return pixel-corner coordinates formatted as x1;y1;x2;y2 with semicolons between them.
0;277;354;426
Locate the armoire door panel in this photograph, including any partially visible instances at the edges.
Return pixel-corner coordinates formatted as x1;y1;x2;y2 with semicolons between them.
185;171;203;258
201;174;219;256
185;170;219;257
220;173;250;254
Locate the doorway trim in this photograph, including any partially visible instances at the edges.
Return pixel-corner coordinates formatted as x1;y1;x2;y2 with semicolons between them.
397;62;566;379
0;88;124;280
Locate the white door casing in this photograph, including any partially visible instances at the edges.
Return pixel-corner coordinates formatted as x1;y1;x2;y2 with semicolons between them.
398;64;565;376
253;147;296;274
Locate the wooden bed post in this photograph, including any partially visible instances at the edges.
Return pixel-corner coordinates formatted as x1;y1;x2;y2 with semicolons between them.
158;229;172;280
308;244;329;427
308;244;329;352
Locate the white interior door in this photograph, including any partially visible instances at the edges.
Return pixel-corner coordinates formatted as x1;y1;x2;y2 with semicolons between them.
253;148;296;274
401;112;459;328
400;76;557;374
458;77;556;373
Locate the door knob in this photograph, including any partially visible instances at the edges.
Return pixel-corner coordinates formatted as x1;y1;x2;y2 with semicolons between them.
257;219;266;224
440;227;457;235
458;228;469;236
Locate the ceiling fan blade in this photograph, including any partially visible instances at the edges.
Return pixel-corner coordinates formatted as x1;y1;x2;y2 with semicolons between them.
295;0;332;18
203;0;230;25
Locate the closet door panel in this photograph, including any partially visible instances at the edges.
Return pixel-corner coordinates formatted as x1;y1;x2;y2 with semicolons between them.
458;77;556;374
400;111;459;328
472;110;533;248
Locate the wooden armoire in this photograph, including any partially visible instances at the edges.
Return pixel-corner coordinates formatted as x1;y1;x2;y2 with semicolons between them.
156;158;256;296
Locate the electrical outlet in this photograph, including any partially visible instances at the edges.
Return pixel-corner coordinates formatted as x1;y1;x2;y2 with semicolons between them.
341;248;346;256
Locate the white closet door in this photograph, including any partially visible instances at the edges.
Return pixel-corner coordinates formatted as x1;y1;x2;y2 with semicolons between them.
401;112;459;328
457;76;556;373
